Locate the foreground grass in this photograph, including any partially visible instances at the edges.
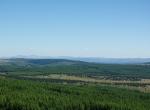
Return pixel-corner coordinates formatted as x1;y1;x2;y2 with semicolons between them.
0;76;150;110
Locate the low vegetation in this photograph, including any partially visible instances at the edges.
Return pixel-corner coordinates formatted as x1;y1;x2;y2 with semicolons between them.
0;76;150;110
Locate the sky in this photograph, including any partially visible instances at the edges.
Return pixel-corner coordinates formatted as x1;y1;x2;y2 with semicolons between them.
0;0;150;58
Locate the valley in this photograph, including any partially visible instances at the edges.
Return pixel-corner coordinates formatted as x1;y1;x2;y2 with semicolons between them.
0;59;150;110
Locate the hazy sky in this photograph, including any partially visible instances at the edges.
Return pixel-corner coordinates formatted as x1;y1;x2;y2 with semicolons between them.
0;0;150;58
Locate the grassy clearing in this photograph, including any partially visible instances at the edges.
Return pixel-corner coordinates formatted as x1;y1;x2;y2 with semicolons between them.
22;74;150;93
24;74;150;84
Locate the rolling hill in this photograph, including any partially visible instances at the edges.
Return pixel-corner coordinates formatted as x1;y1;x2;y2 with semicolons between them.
0;58;150;79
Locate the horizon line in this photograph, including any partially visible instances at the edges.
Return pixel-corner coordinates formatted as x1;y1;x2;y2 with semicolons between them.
0;55;150;59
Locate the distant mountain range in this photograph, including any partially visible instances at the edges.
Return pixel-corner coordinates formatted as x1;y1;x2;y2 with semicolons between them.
1;55;150;64
64;57;150;64
144;62;150;64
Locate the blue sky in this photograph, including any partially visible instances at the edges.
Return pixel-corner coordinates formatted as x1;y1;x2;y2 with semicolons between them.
0;0;150;58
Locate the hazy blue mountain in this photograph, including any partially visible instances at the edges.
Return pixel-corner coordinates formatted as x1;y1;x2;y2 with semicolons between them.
57;57;150;64
1;56;150;64
144;62;150;64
